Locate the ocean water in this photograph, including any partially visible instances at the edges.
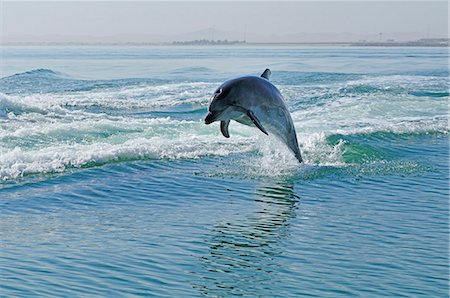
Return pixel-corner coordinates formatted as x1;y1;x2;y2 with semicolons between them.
0;45;448;297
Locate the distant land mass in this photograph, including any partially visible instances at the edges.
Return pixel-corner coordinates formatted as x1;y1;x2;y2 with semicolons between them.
1;27;448;46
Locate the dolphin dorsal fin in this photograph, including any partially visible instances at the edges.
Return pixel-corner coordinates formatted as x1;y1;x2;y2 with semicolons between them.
261;68;271;80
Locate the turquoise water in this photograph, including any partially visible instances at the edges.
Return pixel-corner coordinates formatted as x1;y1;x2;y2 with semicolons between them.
0;46;448;297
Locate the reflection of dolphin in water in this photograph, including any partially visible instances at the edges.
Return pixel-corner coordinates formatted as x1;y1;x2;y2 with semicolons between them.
205;69;303;163
193;182;299;296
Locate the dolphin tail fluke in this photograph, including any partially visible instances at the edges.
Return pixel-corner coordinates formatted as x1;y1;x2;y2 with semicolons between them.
288;136;303;163
294;149;303;163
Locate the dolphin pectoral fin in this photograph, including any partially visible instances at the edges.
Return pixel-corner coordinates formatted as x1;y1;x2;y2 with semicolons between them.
247;110;268;135
220;120;230;138
261;68;271;80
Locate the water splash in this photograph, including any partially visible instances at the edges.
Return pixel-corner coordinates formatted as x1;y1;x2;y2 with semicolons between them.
0;69;448;181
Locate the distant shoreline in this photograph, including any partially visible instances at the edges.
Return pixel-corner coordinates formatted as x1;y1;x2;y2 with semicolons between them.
0;41;448;47
1;38;449;47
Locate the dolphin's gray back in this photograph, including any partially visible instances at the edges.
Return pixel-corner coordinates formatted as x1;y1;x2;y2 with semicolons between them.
236;76;287;108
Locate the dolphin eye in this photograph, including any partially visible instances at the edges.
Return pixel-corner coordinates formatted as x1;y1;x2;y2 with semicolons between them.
210;87;230;105
209;89;221;105
210;88;223;105
216;87;230;98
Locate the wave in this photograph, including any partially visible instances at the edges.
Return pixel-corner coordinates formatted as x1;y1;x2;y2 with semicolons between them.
0;68;170;94
170;66;216;74
0;133;257;181
409;91;449;98
0;124;446;181
5;68;63;78
0;81;214;117
0;70;448;181
0;69;78;95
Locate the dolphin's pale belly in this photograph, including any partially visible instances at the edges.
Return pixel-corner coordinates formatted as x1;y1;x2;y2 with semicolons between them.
235;114;254;127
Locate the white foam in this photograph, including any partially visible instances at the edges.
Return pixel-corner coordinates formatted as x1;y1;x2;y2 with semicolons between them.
0;114;184;140
0;82;215;118
290;86;449;136
0;133;257;180
65;82;214;110
1;74;448;180
0;115;348;180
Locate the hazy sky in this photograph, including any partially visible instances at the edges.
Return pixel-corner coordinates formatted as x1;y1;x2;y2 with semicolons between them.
1;1;448;40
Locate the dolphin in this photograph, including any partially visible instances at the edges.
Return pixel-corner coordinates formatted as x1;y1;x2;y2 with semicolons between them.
205;69;302;163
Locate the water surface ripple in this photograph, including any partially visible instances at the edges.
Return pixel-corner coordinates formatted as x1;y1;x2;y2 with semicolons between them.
1;46;448;297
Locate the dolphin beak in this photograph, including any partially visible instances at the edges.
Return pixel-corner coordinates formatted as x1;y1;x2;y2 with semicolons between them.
204;112;216;124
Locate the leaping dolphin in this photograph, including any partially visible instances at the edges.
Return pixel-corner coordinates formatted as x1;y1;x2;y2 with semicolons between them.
205;69;302;163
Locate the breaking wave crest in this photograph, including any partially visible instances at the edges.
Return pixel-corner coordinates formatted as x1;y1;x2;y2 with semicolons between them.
0;69;448;181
